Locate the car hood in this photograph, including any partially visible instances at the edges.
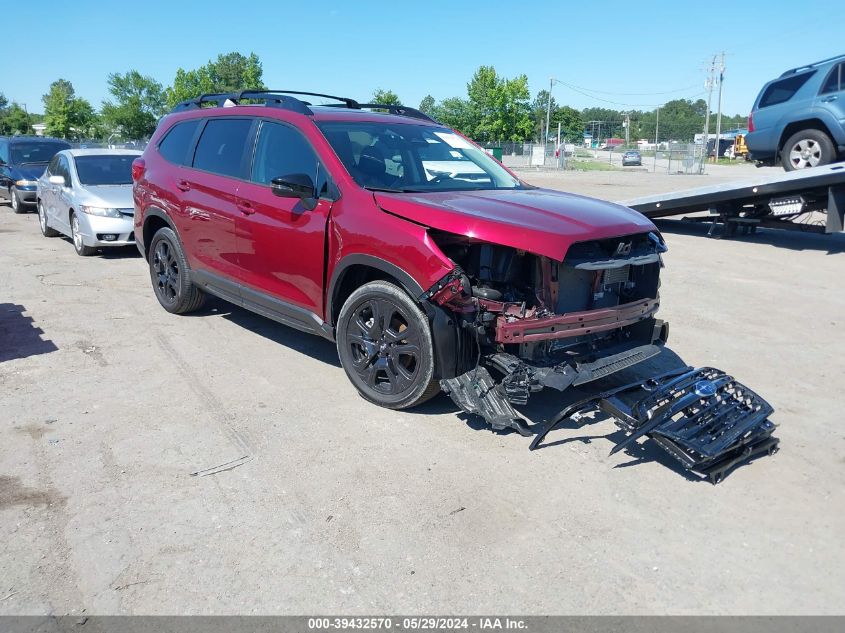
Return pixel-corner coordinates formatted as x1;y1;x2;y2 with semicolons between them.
373;188;657;261
77;185;134;209
12;164;48;180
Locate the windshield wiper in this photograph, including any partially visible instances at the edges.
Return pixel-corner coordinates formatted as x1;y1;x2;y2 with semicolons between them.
20;161;49;165
364;186;421;194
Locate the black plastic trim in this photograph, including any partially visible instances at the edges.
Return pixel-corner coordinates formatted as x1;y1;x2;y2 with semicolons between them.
193;270;333;340
326;254;425;326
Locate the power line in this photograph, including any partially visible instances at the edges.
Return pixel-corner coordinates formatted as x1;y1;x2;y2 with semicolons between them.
552;81;701;96
557;80;707;108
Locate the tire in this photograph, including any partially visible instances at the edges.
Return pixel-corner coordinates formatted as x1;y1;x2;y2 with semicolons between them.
10;187;25;214
336;280;440;409
70;212;97;256
38;200;60;237
148;227;206;314
781;129;836;171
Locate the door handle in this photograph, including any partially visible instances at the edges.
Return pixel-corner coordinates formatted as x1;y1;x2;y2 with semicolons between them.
237;200;255;215
176;179;191;192
822;95;838;102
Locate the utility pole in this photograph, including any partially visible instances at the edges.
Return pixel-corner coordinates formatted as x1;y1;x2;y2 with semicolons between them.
701;54;717;174
713;52;726;164
623;112;630;147
544;77;554;147
654;104;660;173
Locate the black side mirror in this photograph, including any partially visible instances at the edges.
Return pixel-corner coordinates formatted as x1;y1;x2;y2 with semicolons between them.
271;173;316;207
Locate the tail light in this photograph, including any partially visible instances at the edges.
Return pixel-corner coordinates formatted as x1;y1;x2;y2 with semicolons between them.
747;112;755;133
131;157;146;182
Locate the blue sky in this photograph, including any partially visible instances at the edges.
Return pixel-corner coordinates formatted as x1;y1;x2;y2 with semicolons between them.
6;0;843;116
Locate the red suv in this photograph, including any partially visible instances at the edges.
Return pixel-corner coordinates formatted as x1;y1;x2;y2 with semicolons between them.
132;91;668;433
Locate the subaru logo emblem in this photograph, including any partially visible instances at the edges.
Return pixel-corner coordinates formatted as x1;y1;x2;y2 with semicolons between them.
694;380;717;397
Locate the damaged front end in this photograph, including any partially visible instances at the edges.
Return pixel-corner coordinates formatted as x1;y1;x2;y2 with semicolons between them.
424;230;669;433
421;230;776;481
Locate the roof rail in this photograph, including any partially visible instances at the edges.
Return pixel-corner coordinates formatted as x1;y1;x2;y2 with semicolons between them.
321;102;437;123
171;90;315;115
169;90;438;123
780;53;845;77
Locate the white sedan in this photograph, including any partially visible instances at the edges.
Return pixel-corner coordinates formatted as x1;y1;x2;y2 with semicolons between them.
36;149;141;256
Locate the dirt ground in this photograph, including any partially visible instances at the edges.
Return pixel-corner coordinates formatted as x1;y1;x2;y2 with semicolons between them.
1;165;844;615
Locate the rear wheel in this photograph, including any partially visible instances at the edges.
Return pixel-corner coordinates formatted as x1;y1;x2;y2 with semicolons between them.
337;280;440;409
148;227;206;314
38;200;60;237
781;129;836;171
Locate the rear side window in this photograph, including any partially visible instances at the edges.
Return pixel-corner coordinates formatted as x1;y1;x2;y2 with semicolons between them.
158;120;200;165
820;63;844;94
193;119;253;179
759;72;815;108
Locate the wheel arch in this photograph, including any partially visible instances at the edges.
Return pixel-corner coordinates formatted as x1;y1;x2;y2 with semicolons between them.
327;255;425;328
141;207;178;260
778;119;836;156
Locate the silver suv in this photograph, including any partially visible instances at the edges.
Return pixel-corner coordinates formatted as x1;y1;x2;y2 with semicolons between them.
746;54;845;170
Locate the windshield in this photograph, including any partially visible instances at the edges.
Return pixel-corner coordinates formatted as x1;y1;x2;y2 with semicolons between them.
73;155;135;186
317;121;523;192
10;142;70;165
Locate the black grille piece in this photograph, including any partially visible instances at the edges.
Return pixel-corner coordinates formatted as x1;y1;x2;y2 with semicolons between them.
530;366;778;483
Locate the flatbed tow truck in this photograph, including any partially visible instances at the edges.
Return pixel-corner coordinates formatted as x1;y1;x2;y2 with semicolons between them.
621;161;845;237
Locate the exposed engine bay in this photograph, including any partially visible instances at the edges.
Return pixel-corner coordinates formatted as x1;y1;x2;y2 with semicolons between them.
421;230;777;482
423;230;669;432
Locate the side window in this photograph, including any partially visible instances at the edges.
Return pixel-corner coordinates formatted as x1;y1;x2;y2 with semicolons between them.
192;118;253;179
0;141;8;164
759;72;815;108
46;155;59;176
57;156;71;186
158;119;201;165
820;63;843;94
250;121;328;195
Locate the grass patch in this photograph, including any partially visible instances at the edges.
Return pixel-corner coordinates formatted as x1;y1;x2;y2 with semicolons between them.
569;159;619;171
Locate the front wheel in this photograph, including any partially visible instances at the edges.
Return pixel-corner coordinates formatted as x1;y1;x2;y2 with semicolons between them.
10;187;25;214
71;213;97;256
781;129;836;171
336;280;440;409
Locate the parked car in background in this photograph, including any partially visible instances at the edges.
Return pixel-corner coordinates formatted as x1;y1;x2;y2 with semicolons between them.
746;54;845;170
0;136;71;212
36;149;141;256
622;150;642;166
132;90;668;423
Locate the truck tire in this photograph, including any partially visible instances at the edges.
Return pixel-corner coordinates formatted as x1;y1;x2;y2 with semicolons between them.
781;129;835;171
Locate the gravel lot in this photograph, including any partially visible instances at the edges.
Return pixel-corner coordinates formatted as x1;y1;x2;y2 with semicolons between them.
1;166;844;615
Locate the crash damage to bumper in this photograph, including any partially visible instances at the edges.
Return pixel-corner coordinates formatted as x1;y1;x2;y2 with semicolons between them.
421;230;778;481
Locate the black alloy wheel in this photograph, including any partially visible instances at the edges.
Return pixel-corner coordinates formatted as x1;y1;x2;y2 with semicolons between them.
337;281;440;409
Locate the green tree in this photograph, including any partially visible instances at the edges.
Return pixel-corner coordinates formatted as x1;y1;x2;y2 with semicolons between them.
551;105;583;142
164;52;266;108
42;79;96;139
465;66;533;142
371;88;401;105
431;97;473;135
101;70;165;139
3;103;33;135
418;94;435;116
